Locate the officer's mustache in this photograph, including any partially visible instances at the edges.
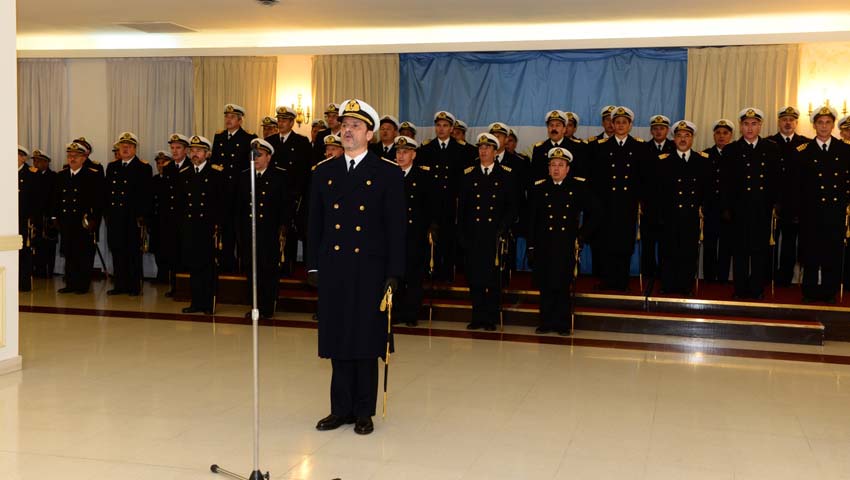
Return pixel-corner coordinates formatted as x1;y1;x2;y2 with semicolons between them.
550;130;558;135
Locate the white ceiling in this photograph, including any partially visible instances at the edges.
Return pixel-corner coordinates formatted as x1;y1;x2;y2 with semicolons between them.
16;0;850;56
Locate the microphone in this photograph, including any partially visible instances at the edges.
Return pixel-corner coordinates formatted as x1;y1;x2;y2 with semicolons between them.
252;148;261;159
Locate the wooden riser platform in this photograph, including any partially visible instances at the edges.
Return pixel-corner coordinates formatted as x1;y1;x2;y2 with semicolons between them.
174;272;850;345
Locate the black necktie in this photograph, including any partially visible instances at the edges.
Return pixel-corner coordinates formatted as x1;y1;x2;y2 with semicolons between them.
657;144;663;152
750;143;755;150
349;159;355;173
195;166;199;174
823;143;828;152
441;142;446;150
228;133;232;140
619;140;624;147
785;137;790;143
682;153;687;161
484;167;490;176
384;146;389;154
256;172;261;180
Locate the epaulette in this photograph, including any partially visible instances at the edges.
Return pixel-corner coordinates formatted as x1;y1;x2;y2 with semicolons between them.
211;164;224;172
598;137;609;144
139;158;149;164
796;143;809;152
844;139;850;146
422;138;431;145
458;140;467;146
275;166;287;172
697;151;709;158
216;129;224;135
62;164;69;169
533;141;545;148
765;137;778;144
311;157;334;172
501;165;512;172
419;165;431;171
88;167;98;173
90;160;100;165
573;176;586;182
633;137;645;143
464;166;475;174
534;178;546;186
658;153;670;160
381;157;397;165
179;166;190;173
586;135;598;143
28;166;38;173
569;137;585;144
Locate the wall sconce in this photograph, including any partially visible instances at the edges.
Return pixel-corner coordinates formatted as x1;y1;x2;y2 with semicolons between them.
292;94;311;127
808;99;848;118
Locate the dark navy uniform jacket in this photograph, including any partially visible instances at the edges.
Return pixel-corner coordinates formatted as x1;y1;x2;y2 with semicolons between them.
307;151;406;360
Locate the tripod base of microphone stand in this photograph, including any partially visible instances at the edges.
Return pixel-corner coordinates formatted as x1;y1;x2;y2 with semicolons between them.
210;464;269;480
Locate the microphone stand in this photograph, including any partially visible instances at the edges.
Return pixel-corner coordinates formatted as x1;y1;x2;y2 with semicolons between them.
211;148;269;480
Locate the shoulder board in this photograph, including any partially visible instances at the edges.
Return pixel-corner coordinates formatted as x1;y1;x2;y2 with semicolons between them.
90;160;100;165
211;164;224;172
844;139;850;146
419;165;431;171
312;157;334;172
534;178;546;186
796;142;809;152
245;130;254;136
464;166;475;174
573;176;586;182
586;135;598;143
139;159;149;164
458;140;467;146
765;137;778;143
88;167;98;173
62;164;69;169
501;165;512;172
633;137;645;143
380;157;397;165
179;166;190;173
658;153;670;160
216;129;224;135
598;137;609;144
697;151;709;158
422;138;431;145
29;166;38;173
533;141;545;148
275;166;287;172
569;137;584;144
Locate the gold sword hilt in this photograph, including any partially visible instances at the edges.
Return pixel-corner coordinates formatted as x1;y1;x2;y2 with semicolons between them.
769;207;777;247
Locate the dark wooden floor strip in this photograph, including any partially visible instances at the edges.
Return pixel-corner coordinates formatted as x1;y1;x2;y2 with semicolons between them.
19;305;850;366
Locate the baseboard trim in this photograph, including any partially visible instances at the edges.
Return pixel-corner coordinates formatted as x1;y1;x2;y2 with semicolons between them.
0;355;22;375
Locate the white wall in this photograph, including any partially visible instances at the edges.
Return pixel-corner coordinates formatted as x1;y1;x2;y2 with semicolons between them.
275;55;313;138
1;0;21;373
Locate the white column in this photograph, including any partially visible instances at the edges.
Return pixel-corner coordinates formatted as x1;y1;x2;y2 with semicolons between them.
0;0;22;374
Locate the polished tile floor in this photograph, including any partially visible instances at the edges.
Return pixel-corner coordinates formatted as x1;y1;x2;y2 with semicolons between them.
4;278;850;479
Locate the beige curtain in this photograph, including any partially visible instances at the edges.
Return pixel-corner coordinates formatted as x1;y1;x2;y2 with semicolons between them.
193;56;277;140
107;57;194;162
685;45;800;149
17;59;68;163
311;54;399;120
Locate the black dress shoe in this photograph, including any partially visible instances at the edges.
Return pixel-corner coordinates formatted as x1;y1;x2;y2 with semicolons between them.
535;326;551;334
107;289;124;296
75;289;89;295
405;321;418;327
316;414;355;431
557;329;571;336
466;322;481;330
203;309;214;315
182;306;202;313
58;287;75;294
483;324;497;331
354;417;374;435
